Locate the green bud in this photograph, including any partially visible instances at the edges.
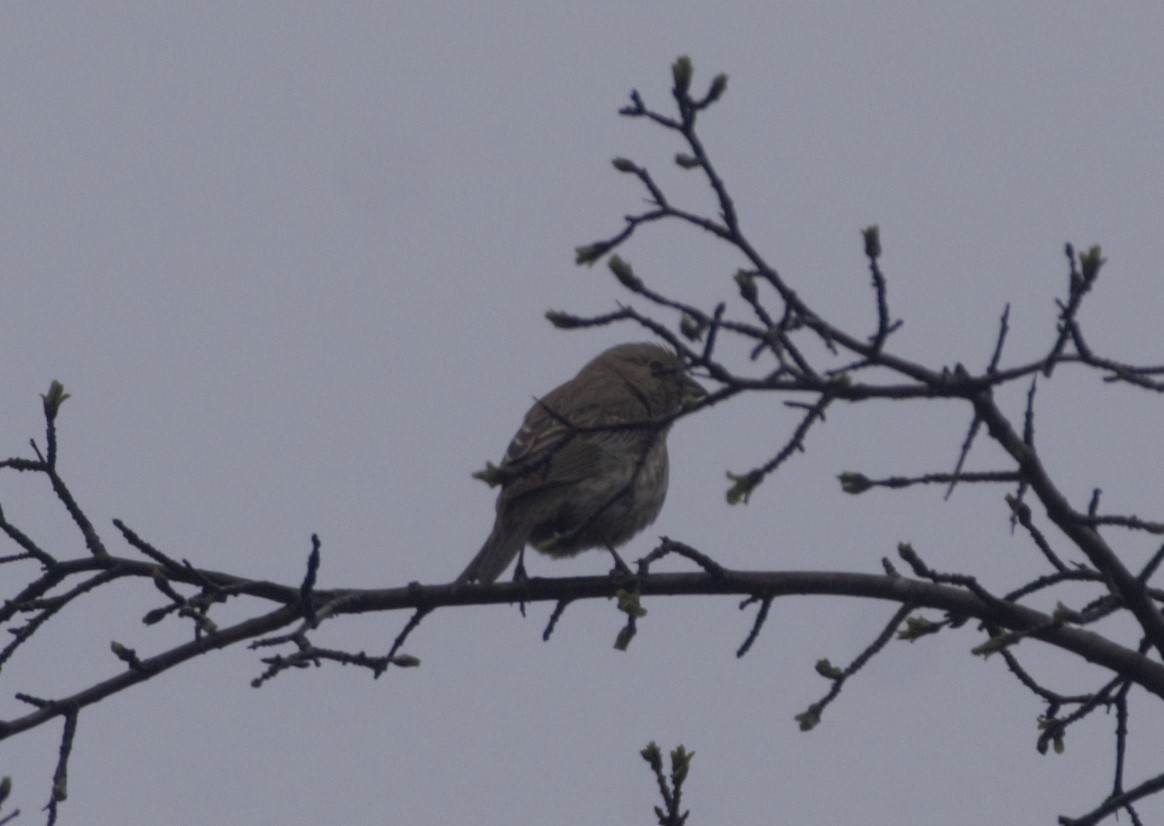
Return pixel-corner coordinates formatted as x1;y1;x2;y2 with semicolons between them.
545;310;583;329
794;708;821;731
862;225;881;259
815;658;843;679
110;641;143;669
670;746;693;786
616;588;647;619
837;472;871;494
40;380;70;422
608;255;642;290
1078;244;1105;283
1004;493;1031;522
679;313;705;341
970;634;1012;658
734;270;757;302
574;242;608;266
707;73;728;103
671;55;693;94
897;615;940;641
471;461;504;487
725;470;759;505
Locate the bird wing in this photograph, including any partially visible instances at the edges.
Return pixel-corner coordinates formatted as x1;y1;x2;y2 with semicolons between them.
501;409;608;487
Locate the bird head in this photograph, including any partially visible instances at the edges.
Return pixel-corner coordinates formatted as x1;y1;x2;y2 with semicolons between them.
598;342;707;416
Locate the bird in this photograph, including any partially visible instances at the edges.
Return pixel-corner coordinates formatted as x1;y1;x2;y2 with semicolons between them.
457;342;706;584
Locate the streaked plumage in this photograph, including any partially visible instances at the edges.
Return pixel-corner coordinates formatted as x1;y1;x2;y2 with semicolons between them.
457;342;706;584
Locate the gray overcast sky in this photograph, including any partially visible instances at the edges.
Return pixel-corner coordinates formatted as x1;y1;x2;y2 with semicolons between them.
3;4;1164;824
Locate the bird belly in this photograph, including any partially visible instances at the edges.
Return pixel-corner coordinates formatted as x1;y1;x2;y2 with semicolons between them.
530;443;669;557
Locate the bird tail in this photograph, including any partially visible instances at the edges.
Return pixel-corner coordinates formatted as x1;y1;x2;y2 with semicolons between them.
455;520;525;584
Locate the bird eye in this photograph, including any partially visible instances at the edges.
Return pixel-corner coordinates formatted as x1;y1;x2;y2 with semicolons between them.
648;360;666;376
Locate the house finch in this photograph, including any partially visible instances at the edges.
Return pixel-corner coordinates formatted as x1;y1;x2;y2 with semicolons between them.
457;342;706;584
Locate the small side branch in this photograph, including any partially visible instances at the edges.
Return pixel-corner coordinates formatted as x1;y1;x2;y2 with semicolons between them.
640;740;694;826
735;595;772;657
795;603;914;730
1059;769;1164;826
725;394;833;505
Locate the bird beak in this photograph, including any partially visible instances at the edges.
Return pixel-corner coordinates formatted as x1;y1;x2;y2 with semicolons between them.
680;374;707;410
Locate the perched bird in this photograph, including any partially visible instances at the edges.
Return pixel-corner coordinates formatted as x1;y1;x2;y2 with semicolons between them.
457;342;706;584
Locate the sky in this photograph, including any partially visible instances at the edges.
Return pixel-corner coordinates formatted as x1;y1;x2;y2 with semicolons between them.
2;4;1164;824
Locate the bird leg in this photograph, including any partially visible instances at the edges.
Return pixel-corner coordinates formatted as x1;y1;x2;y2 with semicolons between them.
511;547;530;583
605;543;632;577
